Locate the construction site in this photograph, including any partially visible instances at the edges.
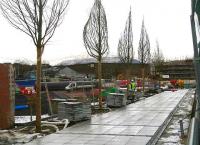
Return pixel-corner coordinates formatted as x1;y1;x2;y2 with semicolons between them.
0;0;200;145
0;56;197;145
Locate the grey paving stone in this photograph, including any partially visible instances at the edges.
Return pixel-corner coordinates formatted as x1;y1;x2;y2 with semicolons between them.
104;136;131;145
137;126;159;136
89;125;113;134
126;136;151;145
24;90;188;145
120;126;143;135
105;126;127;134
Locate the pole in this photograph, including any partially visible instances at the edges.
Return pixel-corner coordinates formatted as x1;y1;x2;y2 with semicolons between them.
190;14;200;118
179;119;184;137
44;76;53;116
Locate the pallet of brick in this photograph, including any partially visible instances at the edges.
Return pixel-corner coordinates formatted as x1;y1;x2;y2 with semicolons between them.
58;101;91;122
106;93;127;107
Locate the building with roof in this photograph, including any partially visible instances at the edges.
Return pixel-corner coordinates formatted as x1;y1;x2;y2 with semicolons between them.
58;57;150;79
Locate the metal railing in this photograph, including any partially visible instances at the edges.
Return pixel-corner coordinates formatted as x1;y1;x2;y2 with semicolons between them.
187;117;200;145
187;94;200;145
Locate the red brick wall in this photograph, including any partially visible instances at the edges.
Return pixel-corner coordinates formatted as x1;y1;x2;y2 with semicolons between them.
0;64;15;129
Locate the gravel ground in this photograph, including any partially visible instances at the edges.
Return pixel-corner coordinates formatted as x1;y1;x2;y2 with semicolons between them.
156;89;194;145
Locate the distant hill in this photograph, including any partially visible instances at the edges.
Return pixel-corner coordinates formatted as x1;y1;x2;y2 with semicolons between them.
58;56;140;66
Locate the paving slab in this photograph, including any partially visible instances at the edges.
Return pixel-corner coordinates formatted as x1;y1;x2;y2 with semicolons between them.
24;90;188;145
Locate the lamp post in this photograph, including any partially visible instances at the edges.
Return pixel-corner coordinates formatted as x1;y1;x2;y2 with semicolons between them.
191;0;200;117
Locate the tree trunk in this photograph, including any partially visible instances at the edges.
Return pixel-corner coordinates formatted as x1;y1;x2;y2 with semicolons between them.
98;60;102;110
142;65;145;97
35;47;42;133
126;63;131;98
126;68;130;80
35;0;43;133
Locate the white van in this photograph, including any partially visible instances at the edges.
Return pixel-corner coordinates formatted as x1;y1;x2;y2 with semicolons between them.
65;81;95;91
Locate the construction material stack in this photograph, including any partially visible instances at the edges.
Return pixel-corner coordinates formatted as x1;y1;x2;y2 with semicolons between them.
51;98;67;114
106;93;127;107
0;64;15;129
58;100;91;122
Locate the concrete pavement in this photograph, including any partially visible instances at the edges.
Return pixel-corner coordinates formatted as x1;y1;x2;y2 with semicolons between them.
24;89;189;145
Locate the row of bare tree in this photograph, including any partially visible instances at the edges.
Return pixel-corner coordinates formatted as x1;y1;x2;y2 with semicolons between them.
0;0;164;132
118;9;164;74
83;0;165;105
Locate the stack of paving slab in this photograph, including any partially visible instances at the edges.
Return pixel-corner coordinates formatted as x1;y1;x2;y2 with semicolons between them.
58;100;91;122
51;98;67;114
106;93;127;107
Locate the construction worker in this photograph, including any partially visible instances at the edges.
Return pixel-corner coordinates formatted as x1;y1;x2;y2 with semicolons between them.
128;80;136;102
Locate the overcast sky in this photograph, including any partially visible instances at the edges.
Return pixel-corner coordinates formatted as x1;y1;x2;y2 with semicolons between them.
0;0;193;65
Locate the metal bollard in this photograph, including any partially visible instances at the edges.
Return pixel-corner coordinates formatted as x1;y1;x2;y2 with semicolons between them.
179;119;184;137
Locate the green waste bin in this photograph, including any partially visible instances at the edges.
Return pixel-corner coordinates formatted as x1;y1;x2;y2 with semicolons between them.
107;87;118;93
101;87;118;97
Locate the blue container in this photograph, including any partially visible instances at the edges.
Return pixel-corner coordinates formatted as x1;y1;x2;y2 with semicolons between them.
15;105;29;110
15;79;36;87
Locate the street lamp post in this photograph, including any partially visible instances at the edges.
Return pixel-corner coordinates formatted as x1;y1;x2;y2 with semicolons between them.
191;0;200;118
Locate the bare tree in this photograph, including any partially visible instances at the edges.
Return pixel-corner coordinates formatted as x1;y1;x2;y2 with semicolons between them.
138;19;150;95
154;40;163;60
0;0;69;132
118;8;134;64
152;40;164;76
151;41;165;79
138;19;150;64
83;0;109;110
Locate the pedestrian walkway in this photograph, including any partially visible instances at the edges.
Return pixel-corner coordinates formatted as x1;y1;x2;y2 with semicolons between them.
25;90;189;145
